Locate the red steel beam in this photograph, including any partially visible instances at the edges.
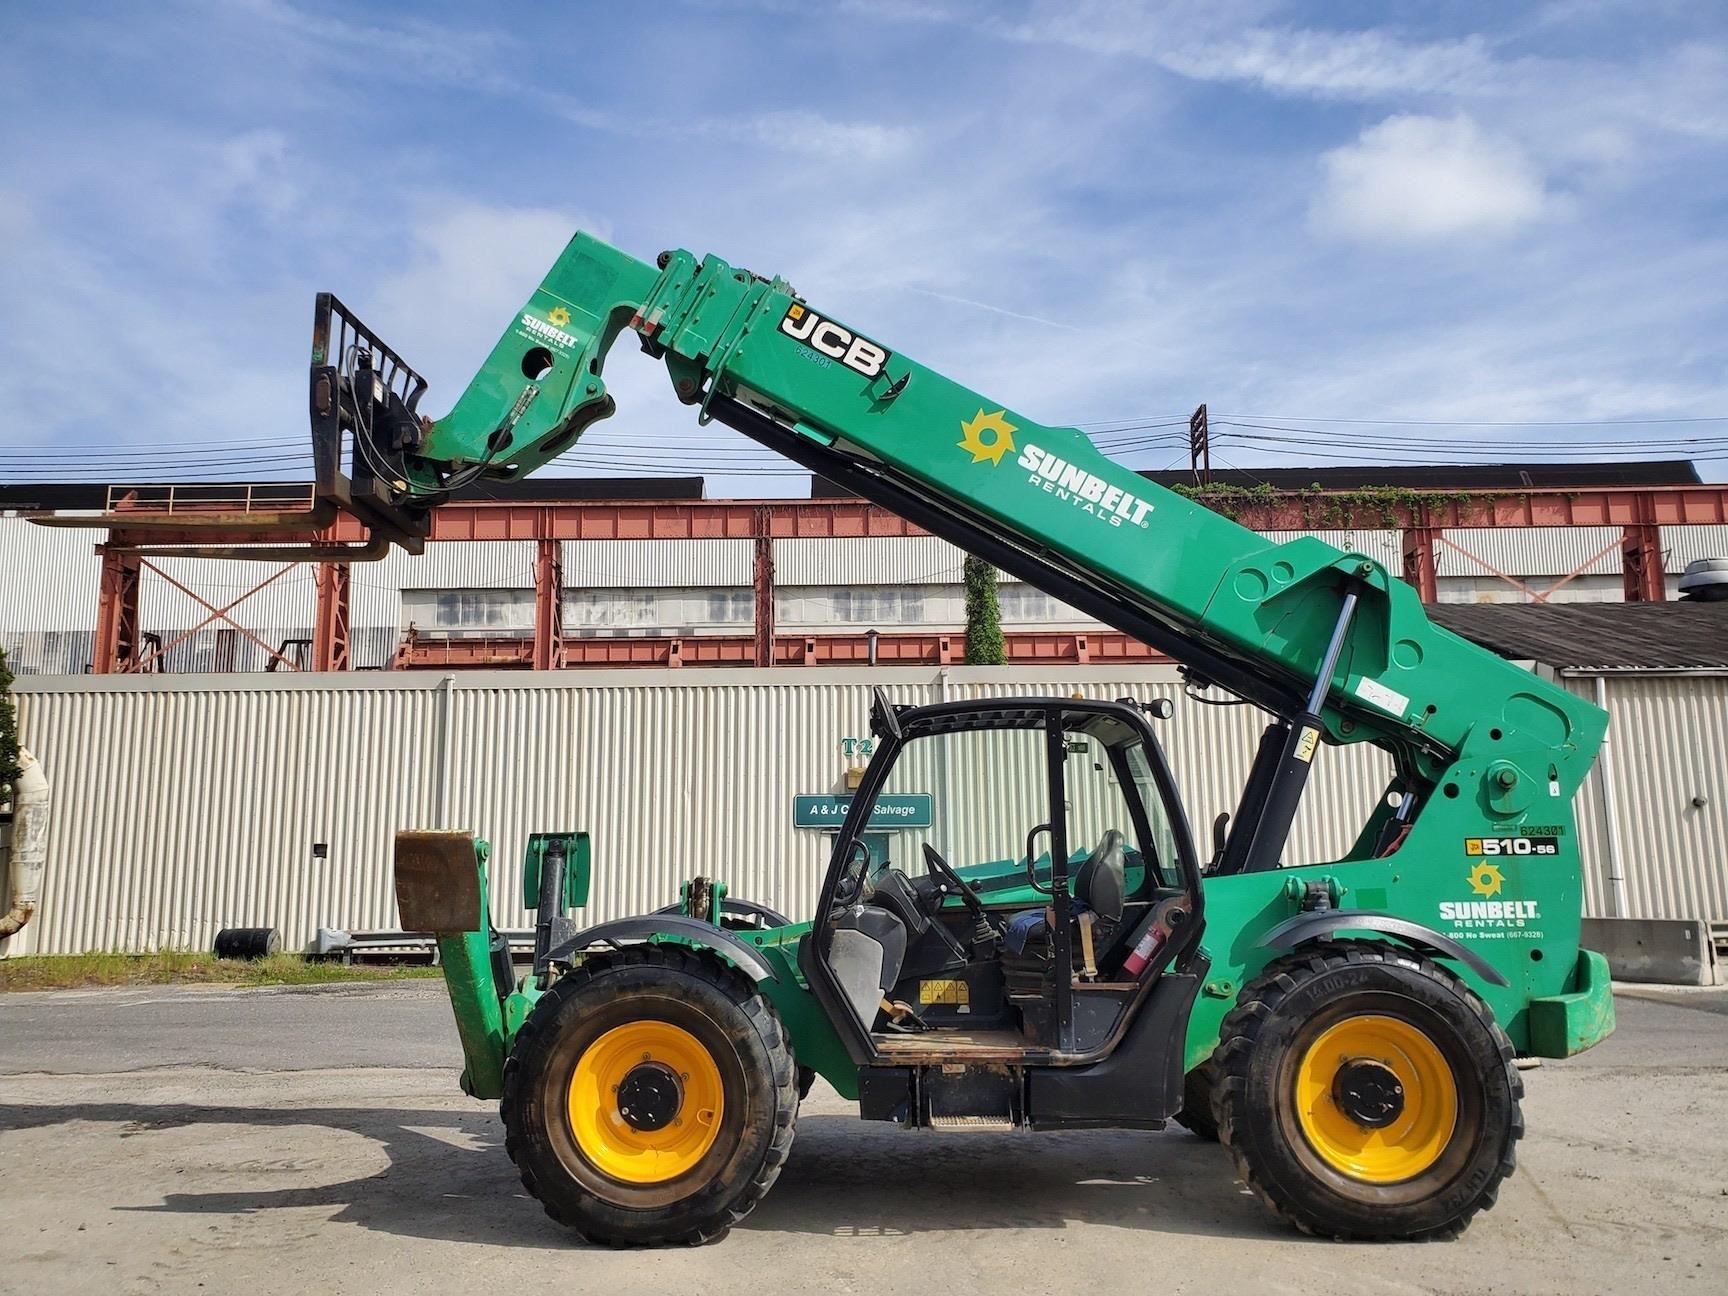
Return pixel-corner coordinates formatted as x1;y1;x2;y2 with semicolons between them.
313;562;351;672
1622;523;1666;602
92;546;142;674
752;506;775;668
96;484;1728;552
392;630;1169;670
532;539;566;670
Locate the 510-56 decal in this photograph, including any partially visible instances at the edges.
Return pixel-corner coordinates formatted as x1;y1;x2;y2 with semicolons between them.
1465;836;1559;857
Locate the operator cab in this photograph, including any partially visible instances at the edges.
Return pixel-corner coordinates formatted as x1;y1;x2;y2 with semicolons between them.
807;690;1204;1069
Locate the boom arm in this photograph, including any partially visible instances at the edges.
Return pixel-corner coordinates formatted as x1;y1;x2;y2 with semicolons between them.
337;231;1605;836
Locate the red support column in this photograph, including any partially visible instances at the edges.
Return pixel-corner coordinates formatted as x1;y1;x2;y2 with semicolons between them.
533;538;566;671
313;562;351;672
1401;522;1439;603
1621;513;1665;602
752;506;775;669
93;545;142;674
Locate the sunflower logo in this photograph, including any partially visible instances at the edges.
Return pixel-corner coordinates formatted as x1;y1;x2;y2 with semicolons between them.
1467;861;1506;898
958;409;1017;466
547;306;572;328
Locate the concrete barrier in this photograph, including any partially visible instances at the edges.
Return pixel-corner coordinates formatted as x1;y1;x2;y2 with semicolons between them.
1582;916;1722;986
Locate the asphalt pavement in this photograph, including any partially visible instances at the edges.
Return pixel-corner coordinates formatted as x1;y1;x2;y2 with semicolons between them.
0;981;1723;1296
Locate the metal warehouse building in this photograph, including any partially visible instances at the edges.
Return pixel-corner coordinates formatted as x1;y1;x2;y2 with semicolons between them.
2;463;1725;960
4;462;1727;677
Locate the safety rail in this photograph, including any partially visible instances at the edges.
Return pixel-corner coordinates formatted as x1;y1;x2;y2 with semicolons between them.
104;482;316;515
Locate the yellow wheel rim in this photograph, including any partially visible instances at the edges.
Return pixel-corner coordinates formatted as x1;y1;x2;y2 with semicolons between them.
567;1021;725;1185
1293;1014;1458;1184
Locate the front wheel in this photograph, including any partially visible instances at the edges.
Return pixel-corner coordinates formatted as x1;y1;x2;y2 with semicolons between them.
501;945;798;1246
1216;943;1522;1241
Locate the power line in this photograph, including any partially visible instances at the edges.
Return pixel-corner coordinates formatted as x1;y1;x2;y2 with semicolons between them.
1213;419;1728;450
1216;412;1728;428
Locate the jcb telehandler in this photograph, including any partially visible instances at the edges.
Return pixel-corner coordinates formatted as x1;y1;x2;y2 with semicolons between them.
315;233;1611;1244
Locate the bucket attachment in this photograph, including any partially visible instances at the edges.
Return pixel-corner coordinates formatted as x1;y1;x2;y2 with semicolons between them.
395;830;485;934
396;829;510;1100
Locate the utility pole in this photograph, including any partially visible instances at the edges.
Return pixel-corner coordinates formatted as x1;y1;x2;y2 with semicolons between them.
1189;404;1211;486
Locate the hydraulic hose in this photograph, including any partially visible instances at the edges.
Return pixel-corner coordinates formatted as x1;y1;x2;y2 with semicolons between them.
1;749;49;937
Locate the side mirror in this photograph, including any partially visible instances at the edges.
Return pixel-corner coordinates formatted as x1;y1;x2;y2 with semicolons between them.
522;832;591;912
869;685;903;741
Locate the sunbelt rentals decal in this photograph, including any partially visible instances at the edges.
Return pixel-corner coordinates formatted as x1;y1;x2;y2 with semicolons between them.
1437;859;1543;939
957;408;1154;529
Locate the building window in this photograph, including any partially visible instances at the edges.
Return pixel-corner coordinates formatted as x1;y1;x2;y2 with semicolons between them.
401;588;533;632
561;587;754;634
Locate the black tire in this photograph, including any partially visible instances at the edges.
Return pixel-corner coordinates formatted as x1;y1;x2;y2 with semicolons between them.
1216;942;1522;1241
1173;1059;1221;1142
501;945;798;1246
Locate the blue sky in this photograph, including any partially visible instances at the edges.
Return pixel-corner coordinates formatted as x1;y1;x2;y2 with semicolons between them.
2;0;1725;493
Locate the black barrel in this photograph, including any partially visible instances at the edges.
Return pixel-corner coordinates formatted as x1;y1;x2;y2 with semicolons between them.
214;926;281;960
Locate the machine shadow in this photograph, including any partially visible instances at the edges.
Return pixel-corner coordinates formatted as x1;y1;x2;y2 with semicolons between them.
1;1099;1290;1247
743;1112;1290;1242
1;1099;558;1250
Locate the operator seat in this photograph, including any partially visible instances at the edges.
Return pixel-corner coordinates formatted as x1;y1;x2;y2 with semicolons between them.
1003;829;1127;956
826;904;908;1029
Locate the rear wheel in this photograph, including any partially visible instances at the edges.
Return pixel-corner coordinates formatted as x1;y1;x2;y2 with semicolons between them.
1216;943;1521;1241
502;945;797;1246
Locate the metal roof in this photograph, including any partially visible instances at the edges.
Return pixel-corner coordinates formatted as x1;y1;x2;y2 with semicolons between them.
812;460;1704;498
1431;600;1728;670
1138;461;1705;490
0;476;705;510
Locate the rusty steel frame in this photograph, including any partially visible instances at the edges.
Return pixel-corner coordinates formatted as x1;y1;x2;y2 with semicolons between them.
1434;532;1628;605
313;563;352;672
532;540;566;671
129;561;304;674
73;482;1728;673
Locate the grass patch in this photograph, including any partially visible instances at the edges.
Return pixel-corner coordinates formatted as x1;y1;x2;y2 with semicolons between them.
0;950;444;992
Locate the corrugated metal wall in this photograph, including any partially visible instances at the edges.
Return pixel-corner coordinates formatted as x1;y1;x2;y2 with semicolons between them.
1665;525;1728;568
0;519;99;632
564;539;753;588
1564;673;1728;924
1439;526;1623;578
7;665;1721;956
7;666;1391;956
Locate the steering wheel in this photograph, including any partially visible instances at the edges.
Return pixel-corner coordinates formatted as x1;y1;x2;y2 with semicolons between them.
921;843;990;921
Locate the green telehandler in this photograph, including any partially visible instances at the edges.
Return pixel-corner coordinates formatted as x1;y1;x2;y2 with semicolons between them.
310;232;1611;1245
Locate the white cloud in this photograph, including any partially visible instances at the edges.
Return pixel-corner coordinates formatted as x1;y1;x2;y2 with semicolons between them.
369;202;609;415
1165;28;1494;99
985;3;1498;101
724;112;915;163
1310;114;1555;244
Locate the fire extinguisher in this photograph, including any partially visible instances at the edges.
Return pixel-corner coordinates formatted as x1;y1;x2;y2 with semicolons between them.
1122;894;1191;978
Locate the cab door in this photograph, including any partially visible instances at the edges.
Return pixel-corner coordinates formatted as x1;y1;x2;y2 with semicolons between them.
811;705;1070;1054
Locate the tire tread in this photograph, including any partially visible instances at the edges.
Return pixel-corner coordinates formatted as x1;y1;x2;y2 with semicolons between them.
501;944;798;1247
1215;941;1522;1242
